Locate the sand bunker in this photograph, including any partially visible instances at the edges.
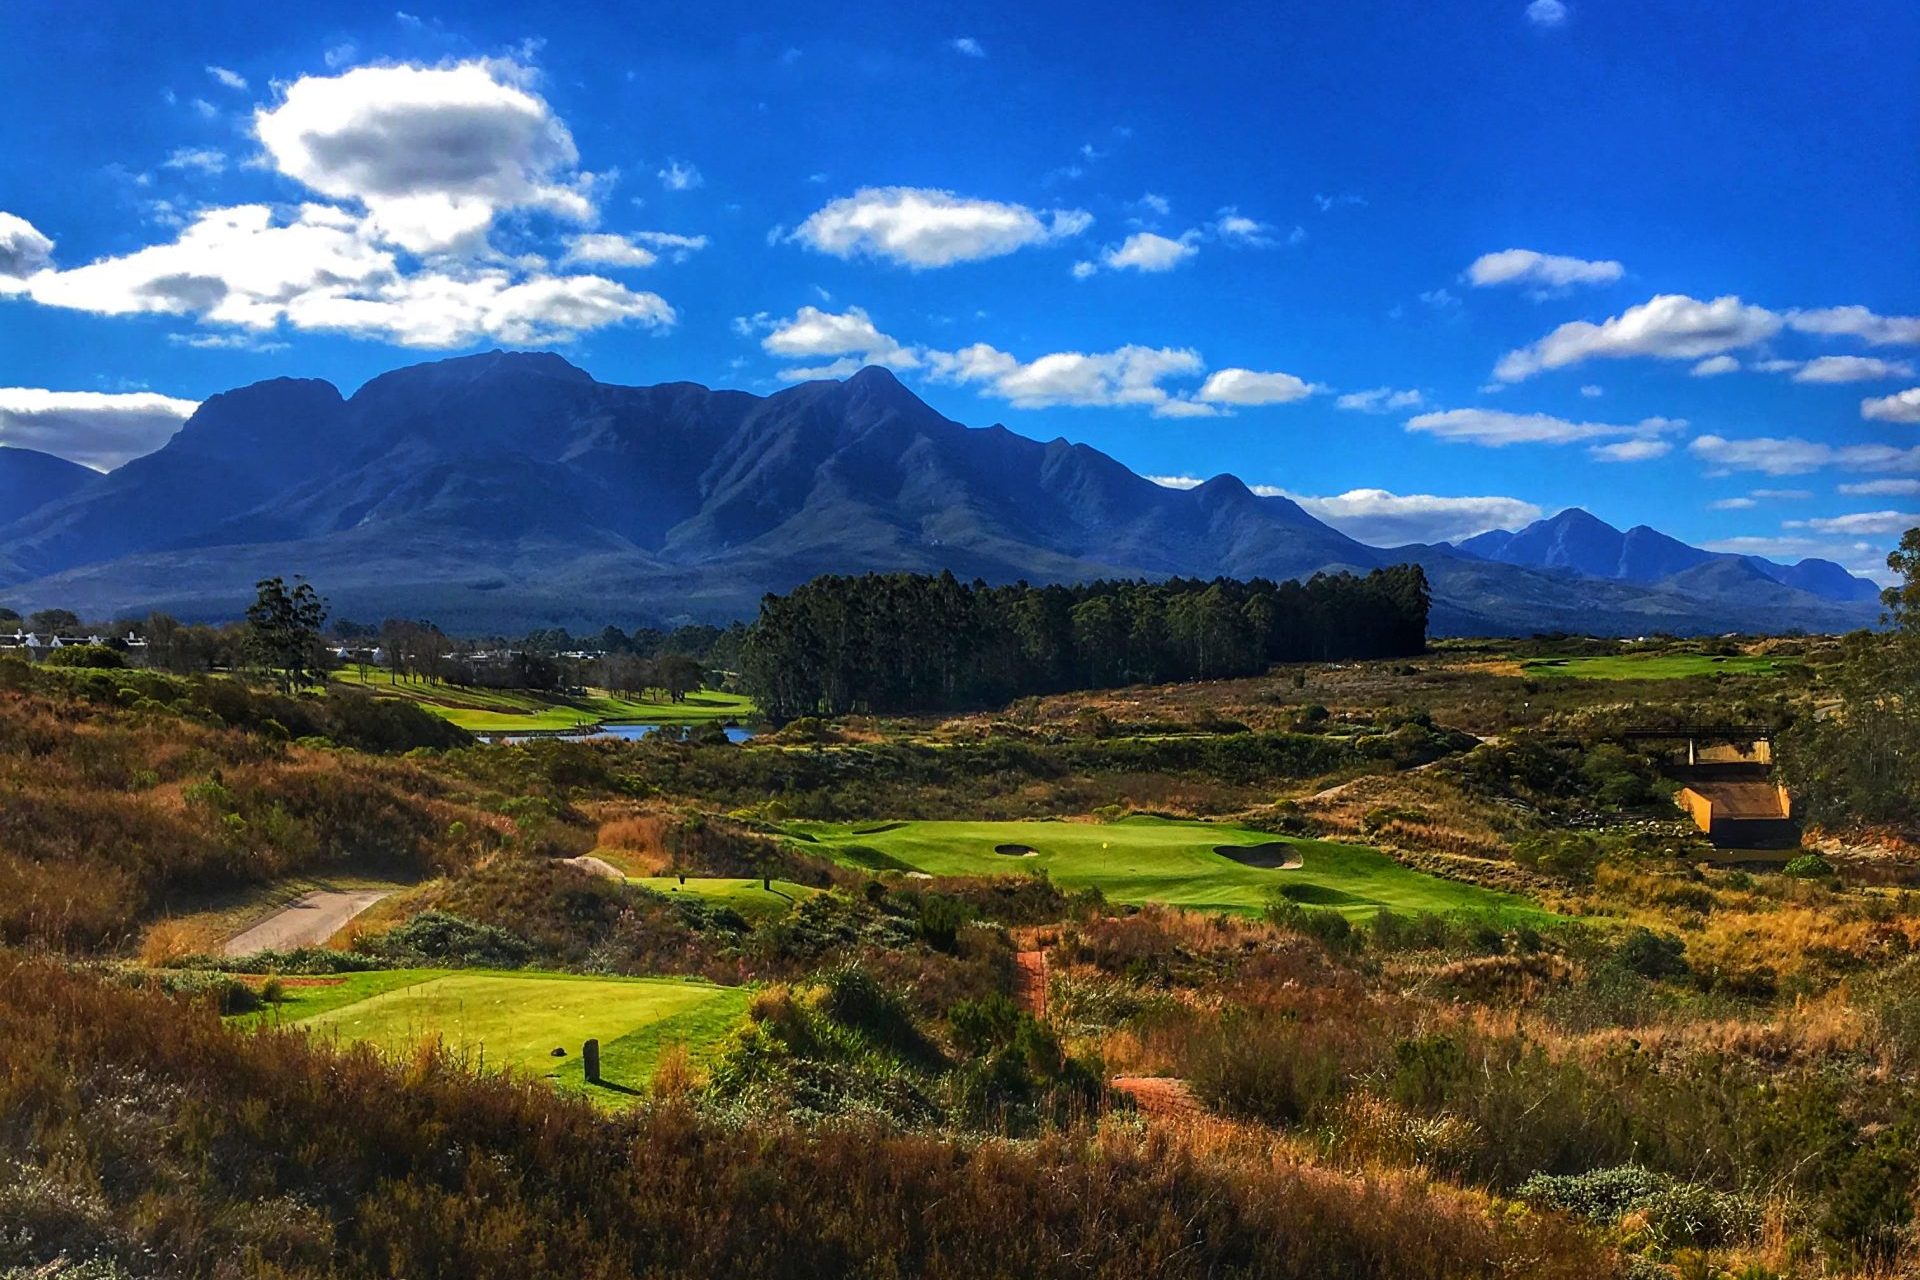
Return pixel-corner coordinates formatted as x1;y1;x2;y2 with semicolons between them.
1214;842;1304;870
995;843;1040;857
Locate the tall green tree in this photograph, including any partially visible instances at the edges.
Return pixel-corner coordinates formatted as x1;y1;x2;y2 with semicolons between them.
245;576;329;695
1782;528;1920;829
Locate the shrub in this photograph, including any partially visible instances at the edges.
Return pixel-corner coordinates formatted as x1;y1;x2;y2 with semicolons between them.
41;644;126;670
1784;853;1835;879
363;910;533;967
1264;897;1355;952
1613;928;1689;980
1518;1165;1758;1250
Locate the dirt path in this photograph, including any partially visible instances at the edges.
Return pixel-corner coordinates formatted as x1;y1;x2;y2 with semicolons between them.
1110;1075;1200;1117
222;889;390;956
1013;950;1049;1019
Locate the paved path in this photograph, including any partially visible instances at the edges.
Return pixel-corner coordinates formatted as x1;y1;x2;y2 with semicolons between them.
222;889;390;956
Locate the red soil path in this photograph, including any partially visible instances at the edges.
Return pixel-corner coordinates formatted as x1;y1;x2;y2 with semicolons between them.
1013;950;1049;1019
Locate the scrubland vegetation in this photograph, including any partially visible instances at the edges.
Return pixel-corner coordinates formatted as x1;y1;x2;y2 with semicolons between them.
5;548;1920;1277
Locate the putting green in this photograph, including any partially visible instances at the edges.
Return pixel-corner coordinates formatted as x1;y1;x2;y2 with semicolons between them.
793;816;1548;919
1520;654;1795;681
293;970;750;1096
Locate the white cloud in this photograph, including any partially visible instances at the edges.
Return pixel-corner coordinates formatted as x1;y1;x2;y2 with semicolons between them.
161;147;226;174
759;305;918;377
1102;230;1198;272
1689;433;1920;476
1787;306;1920;347
1196;368;1317;406
1495;294;1782;381
0;212;55;288
657;159;703;191
1862;388;1920;424
1213;209;1275;246
1292;488;1544;545
949;36;985;57
1070;260;1097;280
1136;193;1171;217
1465;248;1622;291
283;268;672;348
1793;355;1914;383
206;65;248;90
1841;479;1920;496
0;388;200;470
167;331;288;353
562;230;711;269
254;60;592;254
791;186;1090;268
1691;355;1740;376
1589;439;1672;463
1786;511;1920;536
927;342;1206;416
562;233;656;268
1145;474;1203;489
1336;386;1423;413
1419;287;1460;309
1527;0;1569;26
1710;497;1757;510
1406;407;1682;448
17;203;672;349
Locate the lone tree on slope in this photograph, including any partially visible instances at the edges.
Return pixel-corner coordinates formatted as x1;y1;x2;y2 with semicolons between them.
246;576;329;695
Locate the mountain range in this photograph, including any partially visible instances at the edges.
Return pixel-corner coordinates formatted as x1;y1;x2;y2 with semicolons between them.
0;351;1885;635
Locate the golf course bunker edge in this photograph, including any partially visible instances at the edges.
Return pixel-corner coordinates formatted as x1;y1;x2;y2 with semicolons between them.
994;843;1040;857
1214;842;1304;870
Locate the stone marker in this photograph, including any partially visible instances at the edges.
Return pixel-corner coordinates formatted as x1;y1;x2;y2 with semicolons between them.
583;1038;600;1084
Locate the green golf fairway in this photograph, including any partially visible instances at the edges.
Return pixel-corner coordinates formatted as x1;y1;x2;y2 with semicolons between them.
1520;654;1795;681
794;816;1548;919
630;876;820;920
294;970;750;1095
328;668;757;731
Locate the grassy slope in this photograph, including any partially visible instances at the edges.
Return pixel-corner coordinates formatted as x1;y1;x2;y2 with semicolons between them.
330;668;755;730
794;816;1548;919
1521;654;1795;680
291;969;749;1094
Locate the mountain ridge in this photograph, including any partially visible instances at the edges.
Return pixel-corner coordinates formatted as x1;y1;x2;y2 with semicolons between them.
0;352;1884;635
1455;507;1882;604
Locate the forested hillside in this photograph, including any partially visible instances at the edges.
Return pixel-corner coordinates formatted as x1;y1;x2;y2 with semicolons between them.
741;566;1430;718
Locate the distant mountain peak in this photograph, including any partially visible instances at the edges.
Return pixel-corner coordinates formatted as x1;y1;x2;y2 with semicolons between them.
1451;506;1878;603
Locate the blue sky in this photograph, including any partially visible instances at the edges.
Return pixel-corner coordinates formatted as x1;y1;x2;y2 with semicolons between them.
2;0;1917;577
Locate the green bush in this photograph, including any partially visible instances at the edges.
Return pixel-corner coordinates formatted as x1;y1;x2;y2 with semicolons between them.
1264;896;1355;951
1784;853;1835;879
1518;1164;1758;1249
1613;928;1689;980
41;644;127;670
363;911;533;968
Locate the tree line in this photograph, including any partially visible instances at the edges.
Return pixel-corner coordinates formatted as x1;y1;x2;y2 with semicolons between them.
740;566;1430;719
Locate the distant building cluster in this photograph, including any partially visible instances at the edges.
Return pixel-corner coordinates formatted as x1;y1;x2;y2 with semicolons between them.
1;630;148;660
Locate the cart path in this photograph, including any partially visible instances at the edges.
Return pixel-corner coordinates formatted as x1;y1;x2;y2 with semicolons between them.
222;889;391;956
